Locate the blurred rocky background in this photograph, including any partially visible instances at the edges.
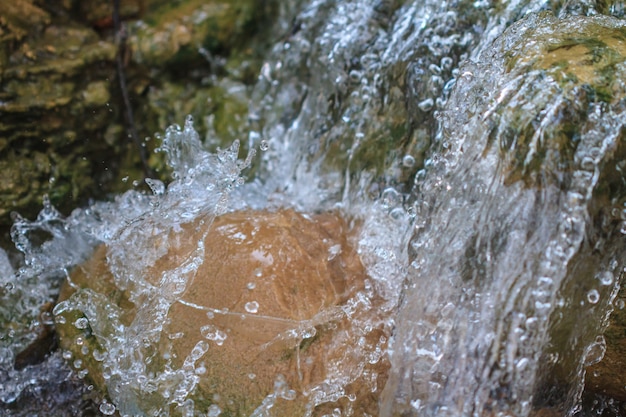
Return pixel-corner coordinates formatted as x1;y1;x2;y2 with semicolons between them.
0;0;284;245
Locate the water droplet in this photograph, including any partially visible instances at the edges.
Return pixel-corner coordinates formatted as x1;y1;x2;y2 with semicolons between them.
75;337;84;346
246;282;256;290
93;350;106;362
327;244;341;260
99;401;116;415
381;188;402;208
583;336;606;366
145;178;165;196
440;56;454;71
587;289;600;304
402;155;416;167
189;341;209;361
245;301;259;314
349;70;363;84
248;373;256;379
62;351;72;360
207;404;222;417
200;325;228;346
73;359;83;369
515;357;529;371
74;317;88;330
428;64;441;75
281;389;297;401
616;299;625;310
596;271;614;286
254;268;263;277
260;140;269;151
418;98;434;112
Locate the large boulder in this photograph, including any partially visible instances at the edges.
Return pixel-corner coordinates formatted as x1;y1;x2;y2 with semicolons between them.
54;209;389;416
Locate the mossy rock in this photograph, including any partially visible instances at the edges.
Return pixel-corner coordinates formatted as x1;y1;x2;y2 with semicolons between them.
54;209;389;416
482;12;626;187
129;0;270;67
0;0;283;233
0;1;125;226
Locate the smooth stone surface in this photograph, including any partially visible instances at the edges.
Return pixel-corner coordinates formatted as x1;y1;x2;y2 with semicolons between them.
55;209;389;416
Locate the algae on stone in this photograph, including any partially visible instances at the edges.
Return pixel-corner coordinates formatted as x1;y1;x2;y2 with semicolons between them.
0;0;285;231
480;12;626;187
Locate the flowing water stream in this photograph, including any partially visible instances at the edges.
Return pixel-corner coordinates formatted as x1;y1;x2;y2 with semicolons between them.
2;0;626;416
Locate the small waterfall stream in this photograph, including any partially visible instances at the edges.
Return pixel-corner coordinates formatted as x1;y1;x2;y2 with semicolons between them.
2;0;626;416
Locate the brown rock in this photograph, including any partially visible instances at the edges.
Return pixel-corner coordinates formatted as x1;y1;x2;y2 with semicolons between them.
56;209;389;416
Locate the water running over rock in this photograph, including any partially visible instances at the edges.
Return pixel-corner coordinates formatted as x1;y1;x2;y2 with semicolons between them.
2;1;626;416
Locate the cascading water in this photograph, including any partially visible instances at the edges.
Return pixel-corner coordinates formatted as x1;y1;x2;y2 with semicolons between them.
2;0;626;416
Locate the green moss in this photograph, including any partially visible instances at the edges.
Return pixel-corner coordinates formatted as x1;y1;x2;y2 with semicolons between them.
488;14;626;187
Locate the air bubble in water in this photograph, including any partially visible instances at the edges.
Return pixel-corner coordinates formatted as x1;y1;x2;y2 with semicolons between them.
245;301;259;314
587;289;600;304
441;56;454;71
381;188;402;208
93;350;106;362
402;155;416;167
584;336;606;366
596;271;614;286
207;404;222;417
190;341;209;361
281;389;297;401
327;244;341;260
418;98;434;112
74;317;88;329
99;401;116;415
200;325;228;346
349;70;363;83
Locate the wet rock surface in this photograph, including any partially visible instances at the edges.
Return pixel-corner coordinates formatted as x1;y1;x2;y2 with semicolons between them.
54;209;389;416
384;11;626;416
0;0;280;232
5;1;626;416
